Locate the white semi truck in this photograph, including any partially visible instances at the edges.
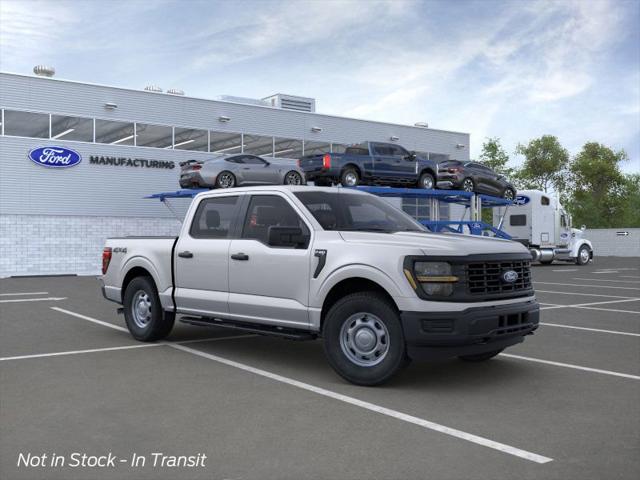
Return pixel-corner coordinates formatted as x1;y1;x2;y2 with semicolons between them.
493;190;593;265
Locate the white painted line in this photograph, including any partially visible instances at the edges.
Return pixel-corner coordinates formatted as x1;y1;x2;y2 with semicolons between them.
170;342;552;464
534;281;640;291
0;297;67;303
572;278;640;284
540;323;640;337
0;291;49;296
51;307;128;332
0;343;160;362
535;290;637;299
551;269;578;272
592;271;619;274
620;275;640;279
575;306;640;315
500;353;640;381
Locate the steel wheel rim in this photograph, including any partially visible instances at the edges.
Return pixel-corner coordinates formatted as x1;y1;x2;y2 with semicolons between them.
463;179;474;192
421;175;434;189
339;313;389;367
504;189;514;200
285;171;302;185
218;173;234;188
132;290;152;329
580;248;589;263
344;172;358;186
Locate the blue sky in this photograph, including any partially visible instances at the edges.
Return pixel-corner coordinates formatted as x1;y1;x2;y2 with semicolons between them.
1;0;638;172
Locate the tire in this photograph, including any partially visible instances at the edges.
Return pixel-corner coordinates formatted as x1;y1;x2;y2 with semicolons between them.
123;276;175;342
503;188;515;201
284;170;303;185
418;172;435;190
216;171;236;188
461;177;475;192
340;168;359;187
322;292;408;386
459;349;503;362
576;245;591;265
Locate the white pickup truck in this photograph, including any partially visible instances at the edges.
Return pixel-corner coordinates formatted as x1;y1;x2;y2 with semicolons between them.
101;186;539;385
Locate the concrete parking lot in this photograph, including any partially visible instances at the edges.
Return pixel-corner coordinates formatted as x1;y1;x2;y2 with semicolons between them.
1;257;639;480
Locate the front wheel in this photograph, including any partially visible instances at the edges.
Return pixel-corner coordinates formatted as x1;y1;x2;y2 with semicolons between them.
418;172;435;189
461;178;475;192
503;188;515;201
576;245;591;265
323;292;408;386
123;277;174;342
284;170;304;185
458;349;503;362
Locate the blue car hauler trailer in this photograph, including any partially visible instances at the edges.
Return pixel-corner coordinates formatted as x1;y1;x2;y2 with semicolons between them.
145;187;514;239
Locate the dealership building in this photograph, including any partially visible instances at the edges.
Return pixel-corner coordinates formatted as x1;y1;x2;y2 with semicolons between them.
0;69;470;277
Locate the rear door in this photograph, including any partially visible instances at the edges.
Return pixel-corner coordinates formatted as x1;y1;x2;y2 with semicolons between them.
174;194;243;316
228;194;312;328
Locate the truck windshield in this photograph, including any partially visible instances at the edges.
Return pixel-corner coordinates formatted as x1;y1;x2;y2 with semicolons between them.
294;191;426;233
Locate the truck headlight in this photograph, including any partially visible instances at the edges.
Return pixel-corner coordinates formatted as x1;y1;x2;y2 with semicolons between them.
406;261;458;297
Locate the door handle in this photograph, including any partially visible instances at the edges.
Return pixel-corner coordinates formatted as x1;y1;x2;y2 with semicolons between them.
178;251;193;258
231;253;249;261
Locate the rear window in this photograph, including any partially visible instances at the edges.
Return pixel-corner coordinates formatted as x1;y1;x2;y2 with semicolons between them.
345;147;369;156
510;215;527;226
190;196;239;238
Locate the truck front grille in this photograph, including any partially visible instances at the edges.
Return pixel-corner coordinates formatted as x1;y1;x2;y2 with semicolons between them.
466;260;532;296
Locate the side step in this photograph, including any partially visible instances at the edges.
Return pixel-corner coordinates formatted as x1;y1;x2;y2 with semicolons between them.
179;316;317;341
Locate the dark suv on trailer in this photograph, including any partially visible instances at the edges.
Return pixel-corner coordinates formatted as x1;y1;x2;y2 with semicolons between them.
437;160;516;199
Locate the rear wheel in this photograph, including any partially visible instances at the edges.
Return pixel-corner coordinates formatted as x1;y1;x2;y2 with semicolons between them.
576;245;591;265
323;292;408;386
284;170;303;185
340;168;359;187
462;178;475;192
418;172;435;189
216;171;236;188
459;349;503;362
503;188;515;201
123;277;174;342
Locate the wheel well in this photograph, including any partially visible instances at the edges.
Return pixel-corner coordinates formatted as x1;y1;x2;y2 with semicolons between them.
341;163;362;177
121;267;154;302
320;277;398;331
419;168;436;178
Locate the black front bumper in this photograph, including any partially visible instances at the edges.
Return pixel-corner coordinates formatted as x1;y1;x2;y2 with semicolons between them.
401;299;539;360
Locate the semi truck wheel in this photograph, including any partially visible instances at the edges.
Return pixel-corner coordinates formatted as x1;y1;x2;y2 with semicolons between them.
322;292;408;386
576;245;591;265
458;349;503;362
123;276;175;342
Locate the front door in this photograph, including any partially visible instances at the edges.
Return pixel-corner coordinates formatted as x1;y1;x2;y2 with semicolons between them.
174;194;243;316
236;155;275;185
228;194;312;328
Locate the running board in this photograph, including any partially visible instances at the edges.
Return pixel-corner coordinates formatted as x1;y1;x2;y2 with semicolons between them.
179;316;317;341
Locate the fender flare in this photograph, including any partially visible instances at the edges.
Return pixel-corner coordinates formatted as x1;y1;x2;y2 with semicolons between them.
119;256;172;309
570;239;593;258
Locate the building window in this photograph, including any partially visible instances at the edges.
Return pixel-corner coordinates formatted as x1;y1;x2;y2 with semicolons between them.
135;123;173;149
244;134;274;156
95;119;135;145
174;127;208;151
303;140;330;156
3;110;49;138
51;114;93;142
273;137;303;159
210;131;243;154
401;198;449;223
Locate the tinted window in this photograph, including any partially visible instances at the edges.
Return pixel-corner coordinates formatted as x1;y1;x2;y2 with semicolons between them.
295;191;424;233
388;145;409;157
95;119;135;145
345;147;369;156
190;196;239;238
510;215;527;226
541;196;550;206
242;195;309;247
51;114;93;142
372;144;393;155
242;155;267;165
4;110;49;138
225;156;244;164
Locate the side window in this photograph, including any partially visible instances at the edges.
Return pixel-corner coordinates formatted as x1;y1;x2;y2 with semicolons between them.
389;145;409;157
510;215;527;226
190;196;239;238
226;156;243;164
541;196;550;206
242;155;267;165
372;144;391;156
242;195;309;248
561;215;567;227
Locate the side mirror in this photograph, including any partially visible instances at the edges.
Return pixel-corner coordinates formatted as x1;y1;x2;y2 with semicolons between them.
405;151;416;161
268;226;309;248
581;225;586;231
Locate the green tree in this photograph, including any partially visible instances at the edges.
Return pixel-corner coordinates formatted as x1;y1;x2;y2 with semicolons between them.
515;135;569;193
618;174;640;227
479;137;513;177
567;142;630;228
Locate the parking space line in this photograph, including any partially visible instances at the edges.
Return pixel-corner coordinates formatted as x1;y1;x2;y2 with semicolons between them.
620;275;640;279
551;269;578;272
535;290;637;299
540;323;640;337
574;306;640;315
51;307;129;332
0;343;161;362
500;354;640;380
170;342;552;464
534;282;640;291
0;291;49;296
0;297;67;303
572;278;640;284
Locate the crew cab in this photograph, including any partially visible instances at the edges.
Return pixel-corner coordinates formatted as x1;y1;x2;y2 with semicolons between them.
101;186;539;385
299;142;439;189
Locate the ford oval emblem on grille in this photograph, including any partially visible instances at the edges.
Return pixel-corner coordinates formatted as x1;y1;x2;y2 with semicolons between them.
502;270;518;283
28;146;82;168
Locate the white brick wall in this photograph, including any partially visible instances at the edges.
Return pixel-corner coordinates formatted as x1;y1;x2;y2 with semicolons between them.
0;214;182;277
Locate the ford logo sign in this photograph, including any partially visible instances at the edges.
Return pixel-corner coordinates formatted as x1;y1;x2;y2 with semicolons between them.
514;195;530;206
502;270;519;283
28;146;82;168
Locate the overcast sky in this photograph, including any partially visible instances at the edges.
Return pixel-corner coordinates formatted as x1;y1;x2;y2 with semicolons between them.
1;0;638;172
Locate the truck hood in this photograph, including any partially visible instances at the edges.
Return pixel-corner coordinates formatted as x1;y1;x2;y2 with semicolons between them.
339;231;531;257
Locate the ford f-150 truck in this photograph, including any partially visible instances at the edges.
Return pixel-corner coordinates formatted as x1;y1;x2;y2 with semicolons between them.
101;186;539;385
299;142;439;189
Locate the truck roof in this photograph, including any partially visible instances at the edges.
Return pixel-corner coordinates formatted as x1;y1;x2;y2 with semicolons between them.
192;185;369;200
